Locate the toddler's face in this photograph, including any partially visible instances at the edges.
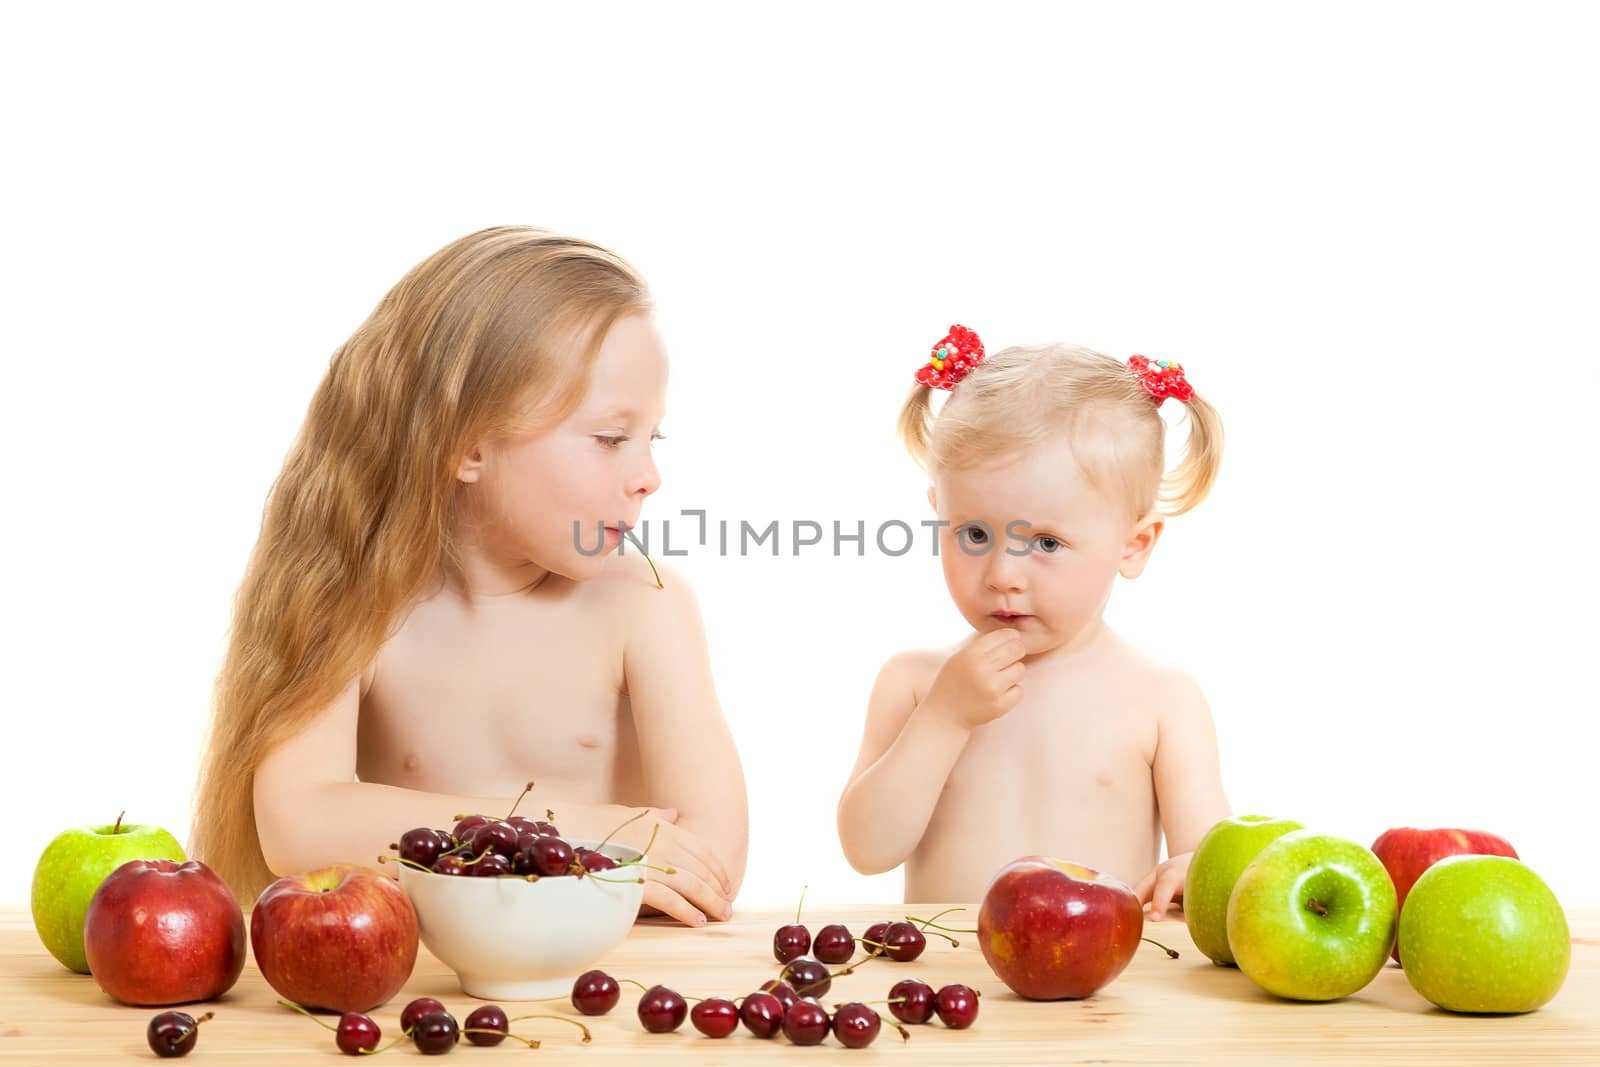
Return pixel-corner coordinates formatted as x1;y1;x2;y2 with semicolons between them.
468;313;668;582
930;435;1158;658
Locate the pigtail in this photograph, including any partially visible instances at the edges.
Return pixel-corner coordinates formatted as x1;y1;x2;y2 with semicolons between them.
1159;390;1224;516
896;383;935;470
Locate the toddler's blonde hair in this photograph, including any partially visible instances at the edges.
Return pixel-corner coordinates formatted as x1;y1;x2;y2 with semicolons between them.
897;343;1223;519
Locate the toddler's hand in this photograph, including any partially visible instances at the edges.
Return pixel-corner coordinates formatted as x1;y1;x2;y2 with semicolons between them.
1134;852;1192;922
610;807;734;927
925;629;1027;728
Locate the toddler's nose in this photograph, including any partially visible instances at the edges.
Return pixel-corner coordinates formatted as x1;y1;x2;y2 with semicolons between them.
983;551;1026;593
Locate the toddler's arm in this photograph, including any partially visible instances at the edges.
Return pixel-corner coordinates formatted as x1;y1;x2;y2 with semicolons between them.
621;566;748;925
253;677;661;882
1133;670;1231;918
837;631;1025;874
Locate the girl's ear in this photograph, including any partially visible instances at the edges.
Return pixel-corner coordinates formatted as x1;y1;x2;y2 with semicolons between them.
456;445;484;484
1119;511;1165;579
926;485;938;512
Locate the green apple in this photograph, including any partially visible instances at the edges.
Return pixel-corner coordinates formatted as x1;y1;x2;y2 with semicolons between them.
1227;829;1397;1001
1185;814;1304;965
31;815;186;973
1398;855;1569;1013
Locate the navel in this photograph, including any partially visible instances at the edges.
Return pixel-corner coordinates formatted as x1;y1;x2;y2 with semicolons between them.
575;734;602;750
403;752;421;772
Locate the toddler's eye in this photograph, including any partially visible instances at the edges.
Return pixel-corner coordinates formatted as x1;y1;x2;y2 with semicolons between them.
958;524;990;548
596;435;627;448
1034;535;1064;554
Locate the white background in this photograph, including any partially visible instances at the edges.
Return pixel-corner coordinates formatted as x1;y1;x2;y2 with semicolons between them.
3;3;1596;913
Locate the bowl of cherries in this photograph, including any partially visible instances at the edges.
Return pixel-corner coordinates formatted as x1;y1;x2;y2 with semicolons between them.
385;785;656;1000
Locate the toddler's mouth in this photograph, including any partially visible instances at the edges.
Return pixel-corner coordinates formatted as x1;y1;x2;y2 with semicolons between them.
991;611;1032;623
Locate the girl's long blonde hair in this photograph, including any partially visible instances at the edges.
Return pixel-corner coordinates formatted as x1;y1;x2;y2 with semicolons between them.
898;342;1223;519
192;226;651;901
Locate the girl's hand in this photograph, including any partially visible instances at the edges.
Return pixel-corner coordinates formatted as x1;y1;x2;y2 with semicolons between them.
611;808;734;927
924;629;1027;728
1133;852;1191;921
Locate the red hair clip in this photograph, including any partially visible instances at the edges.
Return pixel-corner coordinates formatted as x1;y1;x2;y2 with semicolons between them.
1127;354;1194;406
914;325;985;391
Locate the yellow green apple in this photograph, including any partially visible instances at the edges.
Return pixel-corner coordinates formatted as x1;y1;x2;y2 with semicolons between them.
31;815;186;973
1227;830;1397;1001
1184;814;1304;965
1398;855;1569;1013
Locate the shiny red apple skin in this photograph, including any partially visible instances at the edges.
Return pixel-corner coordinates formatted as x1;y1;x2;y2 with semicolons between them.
83;859;246;1006
977;856;1144;1000
250;865;419;1013
1371;827;1518;963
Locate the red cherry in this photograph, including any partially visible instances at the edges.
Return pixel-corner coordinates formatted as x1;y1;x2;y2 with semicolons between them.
782;999;831;1045
935;984;980;1029
690;997;740;1038
739;991;783;1039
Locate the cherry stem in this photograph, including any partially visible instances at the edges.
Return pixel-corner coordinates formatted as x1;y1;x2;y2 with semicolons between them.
616;860;677;876
190;1012;214;1029
585;873;645;885
277;998;337;1032
907;907;973;941
1305;898;1329;916
610;823;662;868
112;811;125;835
1141;936;1180;959
359;1031;412;1055
504;781;536;821
857;936;889;955
546;809;557;823
375;855;431;873
789;958;866;998
464;1028;539;1048
622;526;664;588
595;808;650;852
616;977;652;992
502;1014;592;1045
795;884;809;925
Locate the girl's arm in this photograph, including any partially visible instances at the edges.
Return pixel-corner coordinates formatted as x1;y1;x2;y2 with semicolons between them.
252;677;660;880
621;565;748;923
836;652;972;874
1134;671;1232;917
838;630;1025;874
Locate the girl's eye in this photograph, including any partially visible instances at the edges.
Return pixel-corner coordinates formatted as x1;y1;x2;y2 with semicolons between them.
958;524;990;547
1034;535;1064;554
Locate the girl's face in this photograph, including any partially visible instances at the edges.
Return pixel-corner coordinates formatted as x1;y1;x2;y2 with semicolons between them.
457;313;668;588
930;435;1163;659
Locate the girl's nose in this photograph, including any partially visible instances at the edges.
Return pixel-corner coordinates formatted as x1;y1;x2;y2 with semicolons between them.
630;452;661;498
984;551;1026;593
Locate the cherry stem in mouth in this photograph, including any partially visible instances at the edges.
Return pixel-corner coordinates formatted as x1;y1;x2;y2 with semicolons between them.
621;526;664;588
1305;898;1329;916
277;999;337;1031
1141;936;1180;958
504;781;536;820
505;1015;593;1044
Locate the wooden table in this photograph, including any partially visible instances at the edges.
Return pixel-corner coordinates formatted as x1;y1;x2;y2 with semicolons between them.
1;904;1594;1063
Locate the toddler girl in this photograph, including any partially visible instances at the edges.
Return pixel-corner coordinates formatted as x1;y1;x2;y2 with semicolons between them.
837;326;1229;918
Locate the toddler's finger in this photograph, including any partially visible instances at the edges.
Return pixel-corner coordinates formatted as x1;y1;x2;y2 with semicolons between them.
1150;875;1181;921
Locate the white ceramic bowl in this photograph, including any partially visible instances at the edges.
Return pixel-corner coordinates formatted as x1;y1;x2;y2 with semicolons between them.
398;840;645;1000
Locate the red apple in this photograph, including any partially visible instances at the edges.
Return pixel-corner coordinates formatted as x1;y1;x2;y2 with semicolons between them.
251;865;419;1013
83;859;246;1006
1371;827;1518;963
977;856;1144;1000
